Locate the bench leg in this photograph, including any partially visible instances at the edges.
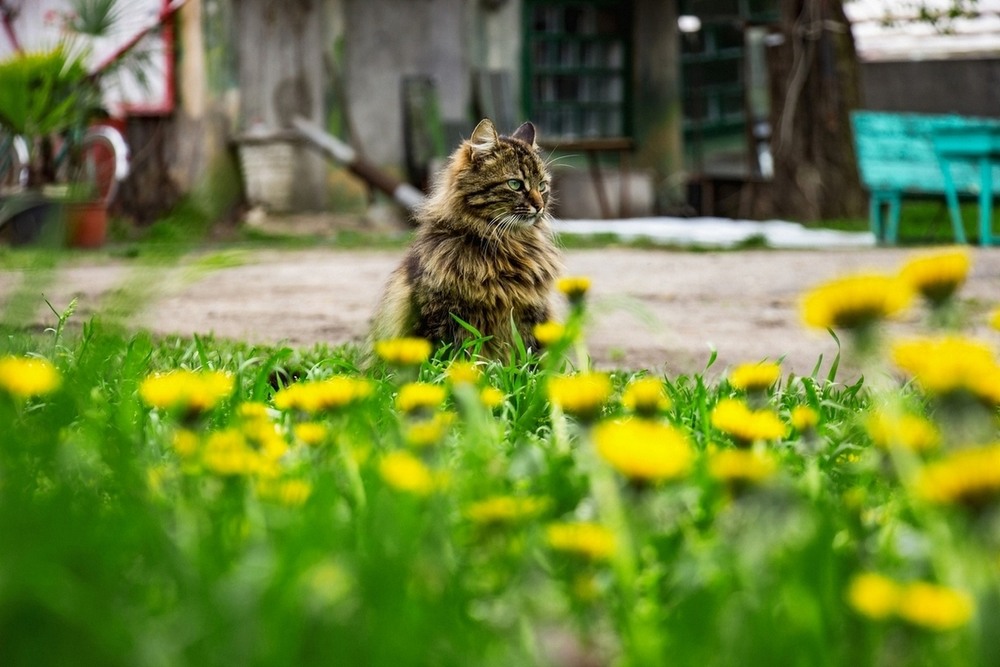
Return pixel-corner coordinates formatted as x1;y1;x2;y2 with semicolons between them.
979;157;993;247
886;195;902;245
869;196;884;242
939;158;967;244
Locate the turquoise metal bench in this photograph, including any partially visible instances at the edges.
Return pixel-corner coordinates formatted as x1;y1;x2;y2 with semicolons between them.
851;111;1000;244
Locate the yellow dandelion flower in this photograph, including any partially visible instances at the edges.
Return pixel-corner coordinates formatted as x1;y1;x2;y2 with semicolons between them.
891;335;1000;405
866;410;940;452
548;372;612;421
465;495;549;525
897;582;974;631
479;386;505;409
899;248;971;306
171;429;200;458
729;361;782;392
374;337;432;366
708;448;778;485
621;377;671;417
545;521;617;561
293;421;329;446
790;405;819;432
258;478;313;507
533;320;567;346
396;382;447;414
711;398;787;444
139;369;234;413
273;376;372;413
404;412;454;448
237;401;270;420
0;355;61;399
800;272;912;330
914;443;1000;507
592;418;693;482
242;419;287;462
201;428;260;476
557;275;592;301
446;361;481;385
379;450;437;496
847;573;902;621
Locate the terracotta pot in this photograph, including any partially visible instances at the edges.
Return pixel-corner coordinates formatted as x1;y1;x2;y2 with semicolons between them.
65;200;108;248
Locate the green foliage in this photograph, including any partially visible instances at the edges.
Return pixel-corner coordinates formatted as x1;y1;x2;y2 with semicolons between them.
0;47;94;139
1;253;999;667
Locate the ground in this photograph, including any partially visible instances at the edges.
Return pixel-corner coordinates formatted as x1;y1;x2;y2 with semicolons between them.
4;245;999;380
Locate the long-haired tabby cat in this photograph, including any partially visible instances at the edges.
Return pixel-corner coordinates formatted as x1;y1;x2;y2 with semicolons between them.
370;118;561;356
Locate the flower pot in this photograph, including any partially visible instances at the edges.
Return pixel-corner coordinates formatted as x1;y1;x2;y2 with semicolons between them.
65;200;108;248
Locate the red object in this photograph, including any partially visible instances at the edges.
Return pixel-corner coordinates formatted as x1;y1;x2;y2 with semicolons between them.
65;201;108;249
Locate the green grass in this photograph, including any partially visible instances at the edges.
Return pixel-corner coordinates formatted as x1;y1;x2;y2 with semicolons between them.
819;200;997;245
1;255;999;666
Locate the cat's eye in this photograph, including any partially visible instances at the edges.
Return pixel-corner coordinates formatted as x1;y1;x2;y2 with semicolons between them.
507;179;523;191
538;181;548;193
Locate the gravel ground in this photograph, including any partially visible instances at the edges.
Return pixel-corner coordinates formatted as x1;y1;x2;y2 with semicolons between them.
3;246;999;380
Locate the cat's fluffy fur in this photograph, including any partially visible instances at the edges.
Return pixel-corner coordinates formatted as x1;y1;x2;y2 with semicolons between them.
370;118;562;356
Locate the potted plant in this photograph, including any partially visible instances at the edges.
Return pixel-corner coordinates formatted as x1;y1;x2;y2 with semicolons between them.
0;0;127;247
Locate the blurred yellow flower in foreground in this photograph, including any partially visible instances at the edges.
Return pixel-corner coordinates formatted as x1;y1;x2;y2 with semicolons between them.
557;275;592;301
201;428;261;476
592;418;693;482
545;521;617;561
897;581;975;631
533;320;567;346
404;412;454;448
140;369;233;413
374;337;432;366
915;443;1000;507
790;405;819;432
465;495;548;526
899;248;971;306
257;478;313;507
847;572;975;632
445;361;481;385
708;448;777;485
848;573;973;630
379;451;438;496
172;429;200;458
621;377;671;416
273;376;372;413
891;336;1000;405
848;573;901;621
729;361;781;392
293;421;329;446
548;372;612;421
0;355;61;399
866;410;940;452
396;382;447;414
800;273;912;330
711;398;787;444
479;386;505;409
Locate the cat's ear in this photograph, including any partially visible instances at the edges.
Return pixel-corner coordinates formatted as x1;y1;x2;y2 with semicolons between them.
511;121;537;148
469;119;499;157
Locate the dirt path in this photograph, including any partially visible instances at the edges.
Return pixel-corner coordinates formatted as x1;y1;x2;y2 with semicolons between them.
4;246;1000;379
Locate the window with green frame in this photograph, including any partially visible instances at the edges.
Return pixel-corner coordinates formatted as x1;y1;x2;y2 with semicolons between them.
522;0;632;140
679;0;778;173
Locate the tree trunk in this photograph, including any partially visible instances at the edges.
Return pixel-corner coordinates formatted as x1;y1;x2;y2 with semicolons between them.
767;0;865;222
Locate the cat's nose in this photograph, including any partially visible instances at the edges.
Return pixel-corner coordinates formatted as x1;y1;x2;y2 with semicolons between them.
528;191;545;211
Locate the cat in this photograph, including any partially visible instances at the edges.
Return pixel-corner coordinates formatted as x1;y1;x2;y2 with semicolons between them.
370;118;562;357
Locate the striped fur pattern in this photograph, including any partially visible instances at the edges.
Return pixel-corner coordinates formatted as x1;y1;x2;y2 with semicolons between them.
371;118;562;356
